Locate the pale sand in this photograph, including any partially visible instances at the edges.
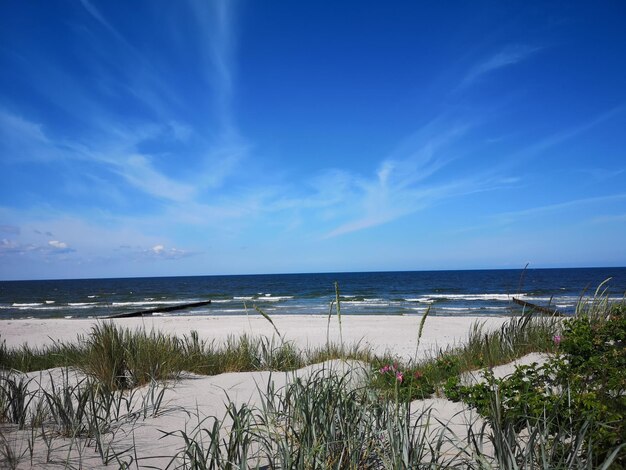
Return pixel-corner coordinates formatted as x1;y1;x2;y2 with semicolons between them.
1;314;509;361
460;351;551;385
0;315;517;468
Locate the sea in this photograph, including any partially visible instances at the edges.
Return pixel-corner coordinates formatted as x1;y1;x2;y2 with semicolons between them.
1;268;625;320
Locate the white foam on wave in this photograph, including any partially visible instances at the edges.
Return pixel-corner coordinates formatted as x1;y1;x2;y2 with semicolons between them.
425;294;515;301
524;296;575;302
408;307;430;312
257;296;294;302
27;306;65;310
342;299;389;307
12;303;42;307
69;302;98;306
45;300;55;304
1;304;64;310
526;295;623;303
234;296;254;300
111;300;186;307
437;306;508;311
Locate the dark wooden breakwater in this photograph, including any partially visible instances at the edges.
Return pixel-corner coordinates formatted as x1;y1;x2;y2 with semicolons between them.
104;300;211;319
511;297;561;316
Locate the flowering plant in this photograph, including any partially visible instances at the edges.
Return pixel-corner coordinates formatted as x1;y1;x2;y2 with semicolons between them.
375;362;434;399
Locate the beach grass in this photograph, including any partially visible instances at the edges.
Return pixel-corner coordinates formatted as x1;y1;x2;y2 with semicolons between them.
0;323;375;390
0;283;624;468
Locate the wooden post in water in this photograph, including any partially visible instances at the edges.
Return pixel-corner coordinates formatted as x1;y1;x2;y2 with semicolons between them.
511;297;561;316
104;300;211;318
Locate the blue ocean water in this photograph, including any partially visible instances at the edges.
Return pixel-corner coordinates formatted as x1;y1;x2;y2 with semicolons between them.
0;268;625;320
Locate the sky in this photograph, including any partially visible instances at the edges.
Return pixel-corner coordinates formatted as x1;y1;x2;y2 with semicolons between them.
1;1;626;280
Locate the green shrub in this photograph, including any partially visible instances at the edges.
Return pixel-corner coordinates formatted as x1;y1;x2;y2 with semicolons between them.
445;303;626;468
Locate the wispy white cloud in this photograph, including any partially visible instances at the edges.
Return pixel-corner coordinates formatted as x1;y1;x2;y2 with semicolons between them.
0;110;49;145
495;193;626;222
0;238;74;256
48;240;68;249
1;109;198;203
79;0;189;121
168;121;193;142
148;244;193;260
461;44;540;87
0;238;29;255
48;240;75;253
319;119;510;238
324;175;512;238
0;109;54;163
79;0;126;44
196;139;249;190
480;107;626;181
116;154;196;202
186;0;248;190
379;123;470;189
113;242;197;262
189;0;238;133
519;106;624;157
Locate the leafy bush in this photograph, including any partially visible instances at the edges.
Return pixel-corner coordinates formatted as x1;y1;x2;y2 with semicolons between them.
445;303;626;468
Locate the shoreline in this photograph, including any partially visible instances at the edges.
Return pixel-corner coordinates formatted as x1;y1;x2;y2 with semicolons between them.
1;314;510;360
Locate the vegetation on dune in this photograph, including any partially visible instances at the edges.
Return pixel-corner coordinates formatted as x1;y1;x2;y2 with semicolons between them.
0;281;624;468
0;324;374;390
444;302;626;468
371;307;560;402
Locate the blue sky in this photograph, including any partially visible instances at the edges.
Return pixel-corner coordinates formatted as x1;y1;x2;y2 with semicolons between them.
1;1;625;280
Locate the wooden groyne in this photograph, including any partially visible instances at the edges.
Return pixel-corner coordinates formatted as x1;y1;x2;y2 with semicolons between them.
104;300;211;319
512;297;561;316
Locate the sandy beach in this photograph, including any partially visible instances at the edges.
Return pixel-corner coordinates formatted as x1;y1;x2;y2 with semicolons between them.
1;314;509;360
0;314;520;468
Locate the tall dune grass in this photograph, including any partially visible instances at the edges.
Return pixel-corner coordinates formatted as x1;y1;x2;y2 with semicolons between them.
0;322;374;390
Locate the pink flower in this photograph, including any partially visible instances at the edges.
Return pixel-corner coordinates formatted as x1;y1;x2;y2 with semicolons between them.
379;365;390;374
414;371;423;379
396;371;404;383
553;335;562;346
